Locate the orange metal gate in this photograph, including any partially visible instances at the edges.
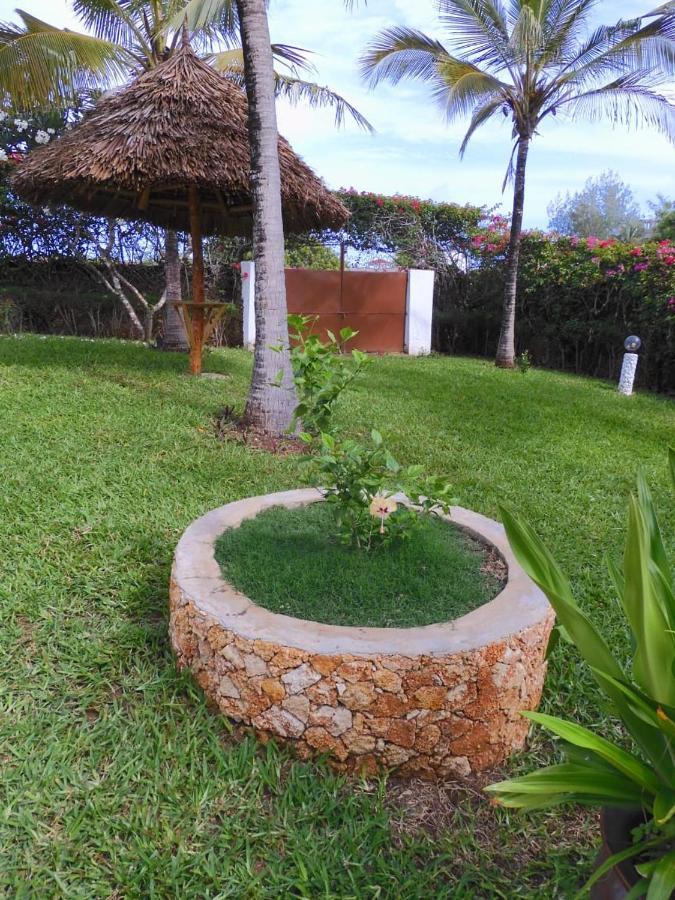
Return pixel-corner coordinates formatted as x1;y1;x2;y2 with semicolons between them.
284;269;408;353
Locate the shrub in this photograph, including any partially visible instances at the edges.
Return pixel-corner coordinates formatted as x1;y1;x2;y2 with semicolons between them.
312;429;454;550
284;313;371;435
487;451;675;897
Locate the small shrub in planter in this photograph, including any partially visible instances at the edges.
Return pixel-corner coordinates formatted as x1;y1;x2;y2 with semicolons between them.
487;450;675;899
285;316;454;550
311;429;454;550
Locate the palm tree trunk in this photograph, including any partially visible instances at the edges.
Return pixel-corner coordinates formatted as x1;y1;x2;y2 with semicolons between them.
237;0;297;435
495;136;530;369
161;230;188;352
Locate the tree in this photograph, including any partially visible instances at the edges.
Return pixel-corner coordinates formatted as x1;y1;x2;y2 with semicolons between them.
284;241;340;270
221;0;293;431
0;2;369;366
361;1;675;367
547;170;646;240
0;107;172;341
649;194;675;240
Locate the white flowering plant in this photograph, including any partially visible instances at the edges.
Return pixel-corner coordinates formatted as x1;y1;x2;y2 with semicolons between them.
0;107;65;170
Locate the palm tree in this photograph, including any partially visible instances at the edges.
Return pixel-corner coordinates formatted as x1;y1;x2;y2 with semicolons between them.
0;2;369;376
361;1;675;367
233;0;296;431
174;0;370;432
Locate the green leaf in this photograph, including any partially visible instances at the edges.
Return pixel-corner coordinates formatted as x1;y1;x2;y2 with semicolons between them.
384;451;400;473
580;836;661;897
623;493;674;706
486;762;646;809
645;850;675;900
340;327;357;341
499;506;625;683
653;788;675;826
524;712;661;794
371;430;383;446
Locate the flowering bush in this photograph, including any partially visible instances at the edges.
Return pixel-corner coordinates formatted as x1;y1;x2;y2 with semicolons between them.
284;315;454;549
436;225;675;392
331;189;485;269
312;430;454;550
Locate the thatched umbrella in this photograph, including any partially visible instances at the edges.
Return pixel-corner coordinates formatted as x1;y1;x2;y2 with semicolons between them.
12;38;348;374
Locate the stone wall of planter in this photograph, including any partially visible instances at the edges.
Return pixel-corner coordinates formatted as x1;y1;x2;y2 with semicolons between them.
170;489;554;778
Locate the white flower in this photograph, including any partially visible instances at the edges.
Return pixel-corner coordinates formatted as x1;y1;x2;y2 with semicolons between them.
0;149;7;162
0;111;7;122
46;127;55;134
34;130;50;144
14;118;28;132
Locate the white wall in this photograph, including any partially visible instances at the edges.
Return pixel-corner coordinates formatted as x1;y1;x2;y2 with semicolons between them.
405;269;434;355
241;261;256;350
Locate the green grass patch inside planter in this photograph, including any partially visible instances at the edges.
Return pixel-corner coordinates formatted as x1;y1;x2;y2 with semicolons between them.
214;501;504;627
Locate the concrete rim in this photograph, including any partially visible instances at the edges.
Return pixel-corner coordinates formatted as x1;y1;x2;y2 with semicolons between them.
171;488;550;657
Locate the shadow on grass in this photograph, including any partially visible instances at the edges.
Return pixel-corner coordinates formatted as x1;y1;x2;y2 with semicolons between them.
0;334;250;379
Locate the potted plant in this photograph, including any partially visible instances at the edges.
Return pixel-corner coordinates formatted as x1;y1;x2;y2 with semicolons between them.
486;450;675;899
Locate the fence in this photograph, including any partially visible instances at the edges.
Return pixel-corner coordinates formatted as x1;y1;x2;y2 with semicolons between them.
241;263;434;355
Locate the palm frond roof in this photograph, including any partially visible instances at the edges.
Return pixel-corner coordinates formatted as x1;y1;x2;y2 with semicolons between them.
11;41;348;235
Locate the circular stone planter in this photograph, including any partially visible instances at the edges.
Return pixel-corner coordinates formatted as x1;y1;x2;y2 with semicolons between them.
170;489;554;778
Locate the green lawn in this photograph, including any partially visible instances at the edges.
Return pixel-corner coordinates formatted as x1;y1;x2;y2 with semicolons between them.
1;334;673;899
215;502;501;627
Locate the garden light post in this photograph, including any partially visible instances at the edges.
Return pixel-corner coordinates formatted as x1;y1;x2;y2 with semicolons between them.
618;335;641;396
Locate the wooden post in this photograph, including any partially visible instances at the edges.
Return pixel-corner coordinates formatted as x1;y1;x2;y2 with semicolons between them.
188;184;205;375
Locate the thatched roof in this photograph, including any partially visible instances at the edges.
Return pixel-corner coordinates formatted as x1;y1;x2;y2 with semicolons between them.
11;42;348;236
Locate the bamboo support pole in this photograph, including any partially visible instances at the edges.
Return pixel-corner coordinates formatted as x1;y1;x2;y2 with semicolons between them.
188;184;205;375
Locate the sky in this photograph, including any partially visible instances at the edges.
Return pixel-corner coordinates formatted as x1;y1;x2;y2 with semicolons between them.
2;0;674;226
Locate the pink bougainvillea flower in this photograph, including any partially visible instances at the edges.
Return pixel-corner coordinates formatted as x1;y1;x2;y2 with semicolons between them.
629;247;643;257
633;263;649;272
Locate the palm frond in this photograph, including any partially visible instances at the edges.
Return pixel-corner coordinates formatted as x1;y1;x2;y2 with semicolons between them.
437;0;516;72
70;0;149;53
539;0;598;61
166;0;238;42
561;75;675;143
269;44;316;74
0;24;132;107
209;53;373;132
508;3;545;60
434;60;509;120
558;12;675;82
360;26;451;86
458;93;505;154
272;75;374;132
211;44;315;77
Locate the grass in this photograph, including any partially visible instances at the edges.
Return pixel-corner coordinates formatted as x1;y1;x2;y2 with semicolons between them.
214;502;501;627
0;334;673;898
